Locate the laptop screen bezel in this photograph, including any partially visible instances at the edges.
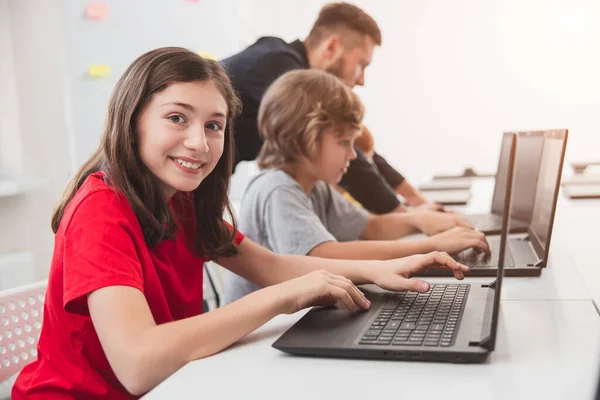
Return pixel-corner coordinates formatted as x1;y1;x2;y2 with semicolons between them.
487;132;517;351
527;129;569;264
489;132;516;215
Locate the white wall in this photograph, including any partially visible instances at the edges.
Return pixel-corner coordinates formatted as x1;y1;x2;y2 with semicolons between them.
60;0;241;167
0;1;23;174
1;0;242;281
0;0;74;280
2;0;599;281
34;0;600;183
238;0;600;180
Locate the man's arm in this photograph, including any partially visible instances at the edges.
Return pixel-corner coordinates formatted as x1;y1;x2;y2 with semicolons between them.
372;152;405;190
339;147;403;214
373;152;443;210
394;180;429;206
372;152;423;204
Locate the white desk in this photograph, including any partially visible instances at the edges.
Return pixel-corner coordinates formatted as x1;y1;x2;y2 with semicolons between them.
551;192;600;308
144;301;600;400
144;177;600;399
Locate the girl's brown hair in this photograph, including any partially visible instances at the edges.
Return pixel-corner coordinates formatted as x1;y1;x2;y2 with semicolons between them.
257;69;364;170
52;47;242;259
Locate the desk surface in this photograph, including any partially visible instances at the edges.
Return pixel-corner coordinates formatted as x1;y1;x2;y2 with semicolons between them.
145;177;600;400
551;192;600;308
145;300;600;400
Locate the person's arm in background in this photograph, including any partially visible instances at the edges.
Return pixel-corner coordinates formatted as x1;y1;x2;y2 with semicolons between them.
372;152;444;211
396;180;428;206
338;147;407;214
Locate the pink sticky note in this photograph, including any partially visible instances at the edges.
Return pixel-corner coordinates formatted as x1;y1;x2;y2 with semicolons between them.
186;0;199;3
86;2;109;20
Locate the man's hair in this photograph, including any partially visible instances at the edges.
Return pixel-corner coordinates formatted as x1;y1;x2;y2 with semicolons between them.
305;2;382;48
257;69;364;170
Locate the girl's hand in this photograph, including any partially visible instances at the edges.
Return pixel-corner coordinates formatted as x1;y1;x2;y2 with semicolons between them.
275;270;372;315
368;251;470;293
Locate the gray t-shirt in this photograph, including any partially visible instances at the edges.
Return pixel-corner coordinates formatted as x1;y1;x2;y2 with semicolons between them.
224;169;370;303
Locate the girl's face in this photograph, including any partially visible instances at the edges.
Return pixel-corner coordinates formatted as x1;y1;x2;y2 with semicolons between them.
309;128;359;185
137;80;228;199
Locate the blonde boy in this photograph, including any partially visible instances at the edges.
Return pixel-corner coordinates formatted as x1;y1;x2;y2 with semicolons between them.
224;70;487;303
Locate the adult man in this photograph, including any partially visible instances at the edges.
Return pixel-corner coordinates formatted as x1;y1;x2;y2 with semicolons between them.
222;2;439;213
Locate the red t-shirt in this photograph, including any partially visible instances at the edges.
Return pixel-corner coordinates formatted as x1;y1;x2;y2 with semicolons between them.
12;172;244;399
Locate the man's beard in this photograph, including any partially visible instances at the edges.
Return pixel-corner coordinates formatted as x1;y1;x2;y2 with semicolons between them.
325;56;346;82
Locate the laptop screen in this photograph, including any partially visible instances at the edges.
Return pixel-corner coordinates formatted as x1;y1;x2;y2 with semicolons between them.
529;130;568;256
489;133;513;214
491;132;544;222
595;360;600;400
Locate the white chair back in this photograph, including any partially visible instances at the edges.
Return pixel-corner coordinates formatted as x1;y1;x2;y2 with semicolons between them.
0;280;46;383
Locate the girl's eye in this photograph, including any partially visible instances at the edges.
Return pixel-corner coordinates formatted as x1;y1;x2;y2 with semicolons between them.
206;122;223;131
168;114;186;124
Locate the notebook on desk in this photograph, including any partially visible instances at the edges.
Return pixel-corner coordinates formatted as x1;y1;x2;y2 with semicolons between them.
429;129;568;277
563;184;600;199
272;134;517;364
433;167;495;180
424;189;471;206
561;174;600;186
571;161;600;174
418;179;472;191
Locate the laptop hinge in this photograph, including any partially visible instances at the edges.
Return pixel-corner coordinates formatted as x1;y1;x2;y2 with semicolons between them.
527;258;544;267
469;335;494;350
482;279;497;289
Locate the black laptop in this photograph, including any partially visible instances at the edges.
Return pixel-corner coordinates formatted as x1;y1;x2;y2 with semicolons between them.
432;129;568;277
465;131;545;234
272;133;517;364
595;361;600;400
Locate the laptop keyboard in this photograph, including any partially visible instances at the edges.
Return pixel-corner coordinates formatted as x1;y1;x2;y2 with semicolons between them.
359;284;469;347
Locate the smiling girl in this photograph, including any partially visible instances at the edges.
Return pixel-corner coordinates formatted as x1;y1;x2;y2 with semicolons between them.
13;48;468;399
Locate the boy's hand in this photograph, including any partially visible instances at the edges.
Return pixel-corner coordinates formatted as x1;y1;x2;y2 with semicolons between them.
410;209;474;235
367;251;470;293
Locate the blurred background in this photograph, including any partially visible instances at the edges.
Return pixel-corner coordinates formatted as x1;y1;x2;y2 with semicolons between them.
1;0;599;283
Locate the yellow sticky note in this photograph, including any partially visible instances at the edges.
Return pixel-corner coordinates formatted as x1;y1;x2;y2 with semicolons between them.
197;52;217;61
86;2;109;20
88;65;111;78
